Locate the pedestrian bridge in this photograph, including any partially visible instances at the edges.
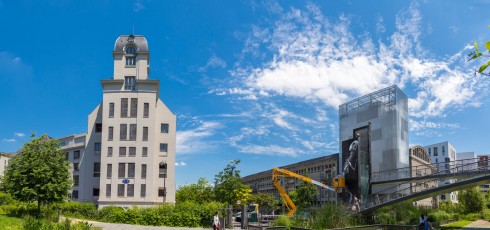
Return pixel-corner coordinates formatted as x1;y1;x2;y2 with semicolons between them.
360;158;490;213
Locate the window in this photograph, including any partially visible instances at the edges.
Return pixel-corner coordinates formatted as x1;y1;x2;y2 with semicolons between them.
159;162;167;178
129;147;136;157
158;187;166;197
125;46;136;54
93;188;100;197
107;147;113;157
106;184;111;197
128;163;135;178
107;164;112;178
93;162;101;177
118;163;126;178
161;123;169;133
141;184;146;197
109;103;114;117
118;184;125;197
121;98;128;117
72;190;79;199
60;140;66;146
428;148;431;156
74;150;80;160
94;142;101;152
127;184;134;197
130;98;138;117
95;123;102;133
143;103;149;118
141;164;147;179
160;143;168;153
142;147;148;157
65;152;69;160
126;57;136;67
73;175;79;186
120;124;127;140
143;127;148;141
130;124;137;140
442;146;446;156
108;127;113;141
125;76;136;90
73;163;79;171
434;147;438;156
119;147;126;157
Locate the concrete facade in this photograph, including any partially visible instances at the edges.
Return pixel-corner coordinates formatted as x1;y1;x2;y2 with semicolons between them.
0;155;11;177
424;141;458;203
59;35;176;208
409;146;437;207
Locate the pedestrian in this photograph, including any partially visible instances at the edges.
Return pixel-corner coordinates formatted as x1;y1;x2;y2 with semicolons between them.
419;214;425;230
213;212;221;230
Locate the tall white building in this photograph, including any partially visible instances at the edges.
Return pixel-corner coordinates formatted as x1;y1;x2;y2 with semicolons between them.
424;141;458;203
0;155;11;177
59;35;176;208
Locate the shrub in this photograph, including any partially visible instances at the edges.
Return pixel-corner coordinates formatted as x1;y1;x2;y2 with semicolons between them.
428;210;452;222
272;215;291;226
0;192;15;205
61;202;97;219
309;203;354;229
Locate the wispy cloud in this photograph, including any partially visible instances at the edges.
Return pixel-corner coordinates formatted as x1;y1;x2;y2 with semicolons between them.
175;161;187;166
176;120;222;154
449;26;460;33
198;54;227;73
133;0;145;12
2;139;16;142
14;132;25;137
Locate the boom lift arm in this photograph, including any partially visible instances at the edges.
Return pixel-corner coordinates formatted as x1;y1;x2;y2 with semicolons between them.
272;167;345;217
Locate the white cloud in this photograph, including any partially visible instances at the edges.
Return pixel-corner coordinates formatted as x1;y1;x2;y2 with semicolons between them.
133;0;145;12
176;121;221;154
235;144;299;157
449;26;460;33
2;139;16;142
376;15;386;34
199;54;227;72
14;132;25;137
175;161;187;166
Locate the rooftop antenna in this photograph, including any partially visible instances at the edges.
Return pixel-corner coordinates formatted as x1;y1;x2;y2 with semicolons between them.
132;25;135;35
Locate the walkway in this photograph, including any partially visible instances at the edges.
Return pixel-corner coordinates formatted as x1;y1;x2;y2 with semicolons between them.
462;220;490;229
66;217;208;230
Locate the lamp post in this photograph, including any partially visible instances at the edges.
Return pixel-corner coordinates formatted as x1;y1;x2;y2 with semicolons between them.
159;161;167;203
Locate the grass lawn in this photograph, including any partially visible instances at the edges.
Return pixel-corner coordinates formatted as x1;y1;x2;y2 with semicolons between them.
0;214;23;230
441;220;472;229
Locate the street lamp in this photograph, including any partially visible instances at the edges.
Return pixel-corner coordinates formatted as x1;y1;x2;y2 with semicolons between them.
159;161;167;203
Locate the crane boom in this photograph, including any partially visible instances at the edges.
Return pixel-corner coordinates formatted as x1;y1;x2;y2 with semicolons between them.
272;167;344;217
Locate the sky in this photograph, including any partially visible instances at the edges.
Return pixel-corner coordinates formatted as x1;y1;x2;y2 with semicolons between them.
1;0;490;187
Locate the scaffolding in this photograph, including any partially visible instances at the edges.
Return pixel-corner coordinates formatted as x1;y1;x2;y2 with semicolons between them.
339;85;399;118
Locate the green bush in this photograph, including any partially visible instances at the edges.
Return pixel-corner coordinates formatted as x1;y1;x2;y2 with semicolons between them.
309;203;354;229
23;216;93;230
61;202;97;219
460;213;480;221
0;192;15;205
428;210;452;222
272;215;291;226
376;212;396;224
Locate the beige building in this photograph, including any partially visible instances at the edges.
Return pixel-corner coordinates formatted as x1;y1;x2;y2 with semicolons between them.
409;146;437;207
242;154;339;205
59;35;176;208
0;154;11;177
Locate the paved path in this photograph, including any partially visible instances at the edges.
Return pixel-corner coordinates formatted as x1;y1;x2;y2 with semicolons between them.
462;219;490;229
64;217;209;230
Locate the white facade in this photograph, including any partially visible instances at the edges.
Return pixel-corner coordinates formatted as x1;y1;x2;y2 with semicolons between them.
457;152;478;171
59;35;176;208
424;141;458;203
0;155;11;177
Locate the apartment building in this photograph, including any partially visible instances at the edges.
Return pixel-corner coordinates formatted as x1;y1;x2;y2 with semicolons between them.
0;154;11;177
424;141;458;203
59;35;176;208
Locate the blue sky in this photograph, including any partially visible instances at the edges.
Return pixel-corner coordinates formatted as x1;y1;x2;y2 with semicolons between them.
1;0;490;187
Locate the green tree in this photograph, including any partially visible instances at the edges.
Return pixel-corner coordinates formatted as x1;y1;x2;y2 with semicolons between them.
458;187;484;214
468;26;490;75
176;177;214;203
3;134;71;216
292;180;319;208
213;160;251;205
249;192;279;213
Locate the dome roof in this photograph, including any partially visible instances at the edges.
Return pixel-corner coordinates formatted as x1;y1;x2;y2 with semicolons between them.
113;35;148;52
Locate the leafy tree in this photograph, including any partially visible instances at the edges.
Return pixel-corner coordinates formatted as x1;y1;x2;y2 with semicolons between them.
458;187;484;214
468;26;490;75
249;192;279;213
3;134;71;216
292;180;319;208
213;160;251;205
176;177;214;203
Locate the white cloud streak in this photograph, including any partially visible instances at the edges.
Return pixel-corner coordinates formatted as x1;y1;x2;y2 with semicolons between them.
175;161;187;166
14;132;25;137
2;139;16;142
176;121;222;154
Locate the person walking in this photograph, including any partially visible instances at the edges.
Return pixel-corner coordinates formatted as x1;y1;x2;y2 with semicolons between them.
213;212;221;230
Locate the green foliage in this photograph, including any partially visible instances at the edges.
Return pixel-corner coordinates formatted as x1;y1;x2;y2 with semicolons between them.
0;214;23;230
3;134;72;216
293;179;319;208
0;192;15;205
213;160;251;205
468;27;490;75
440;220;472;229
309;202;354;229
439;201;458;214
248;192;279;213
271;215;292;226
458;187;484;214
176;178;214;204
61;202;97;219
23;216;94;230
428;210;452;222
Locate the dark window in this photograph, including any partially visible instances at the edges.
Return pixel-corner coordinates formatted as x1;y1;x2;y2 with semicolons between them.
65;152;69;160
107;164;112;178
120;124;127;140
129;147;136;157
117;184;125;197
106;184;111;197
130;98;138;117
130;124;137;140
107;147;113;157
160;143;168;152
73;175;79;186
442;146;446;156
126;57;136;67
94;142;101;152
158;187;166;197
125;76;136;90
161;124;169;133
72;190;79;199
108;127;113;141
74;150;80;160
109;103;114;117
93;162;100;177
140;184;146;197
142;147;148;157
159;162;167;178
93;188;100;197
434;147;438;156
141;164;147;179
143;103;149;118
125;46;136;54
95;123;102;133
127;184;134;197
73;163;79;171
143;127;148;141
121;98;128;117
118;163;126;178
119;147;126;157
128;163;135;178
